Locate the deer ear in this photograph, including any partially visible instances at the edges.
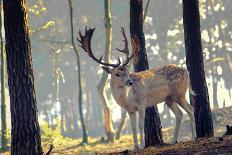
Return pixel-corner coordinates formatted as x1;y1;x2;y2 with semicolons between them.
102;66;113;74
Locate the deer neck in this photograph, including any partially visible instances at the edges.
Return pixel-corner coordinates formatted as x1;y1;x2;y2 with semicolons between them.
110;80;127;97
110;80;132;104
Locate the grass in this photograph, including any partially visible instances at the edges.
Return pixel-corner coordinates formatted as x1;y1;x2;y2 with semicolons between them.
3;106;232;154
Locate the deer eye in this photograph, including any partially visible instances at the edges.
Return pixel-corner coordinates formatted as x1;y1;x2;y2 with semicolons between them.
115;73;120;77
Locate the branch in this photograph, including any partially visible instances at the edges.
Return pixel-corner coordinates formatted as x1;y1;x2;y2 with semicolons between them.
44;145;54;155
31;37;71;45
143;0;151;24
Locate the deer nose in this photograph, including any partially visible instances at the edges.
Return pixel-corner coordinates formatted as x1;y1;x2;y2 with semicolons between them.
126;79;134;86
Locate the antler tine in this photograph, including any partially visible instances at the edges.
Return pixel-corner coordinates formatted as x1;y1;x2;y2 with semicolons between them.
115;27;133;66
122;55;133;66
77;26;121;68
115;27;129;55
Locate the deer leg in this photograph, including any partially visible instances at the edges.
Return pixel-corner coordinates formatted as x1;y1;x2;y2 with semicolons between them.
128;112;139;149
138;108;145;148
177;97;196;141
166;101;183;144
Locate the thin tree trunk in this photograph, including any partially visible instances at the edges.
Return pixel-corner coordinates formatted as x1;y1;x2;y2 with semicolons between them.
182;0;214;137
97;0;115;142
68;0;88;143
160;104;172;127
143;0;151;23
116;110;127;140
85;79;91;128
0;0;7;150
71;95;78;131
205;1;218;109
2;0;43;154
130;0;164;147
212;66;219;108
60;100;65;135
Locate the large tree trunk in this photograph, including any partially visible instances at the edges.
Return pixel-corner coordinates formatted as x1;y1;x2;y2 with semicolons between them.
0;0;7;150
130;0;164;147
182;0;214;137
2;0;43;154
97;0;115;142
68;0;88;143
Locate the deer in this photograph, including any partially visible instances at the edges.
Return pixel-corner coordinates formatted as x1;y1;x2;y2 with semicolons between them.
77;27;197;149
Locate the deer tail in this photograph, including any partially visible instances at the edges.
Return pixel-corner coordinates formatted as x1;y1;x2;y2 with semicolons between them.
187;71;197;96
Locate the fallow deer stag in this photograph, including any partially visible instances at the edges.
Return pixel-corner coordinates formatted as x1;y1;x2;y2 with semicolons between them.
77;27;196;149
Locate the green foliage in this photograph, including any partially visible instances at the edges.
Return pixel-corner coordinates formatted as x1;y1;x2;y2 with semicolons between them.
40;118;62;144
0;128;10;151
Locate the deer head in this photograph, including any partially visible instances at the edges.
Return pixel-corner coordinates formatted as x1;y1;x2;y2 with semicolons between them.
77;27;134;87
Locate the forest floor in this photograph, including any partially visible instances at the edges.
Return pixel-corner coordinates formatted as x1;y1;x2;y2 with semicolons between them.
2;106;232;155
41;106;232;155
43;134;232;155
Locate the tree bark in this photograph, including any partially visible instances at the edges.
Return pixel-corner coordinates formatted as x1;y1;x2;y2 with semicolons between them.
2;0;43;154
130;0;164;147
68;0;88;143
0;0;7;150
182;0;214;137
97;0;115;142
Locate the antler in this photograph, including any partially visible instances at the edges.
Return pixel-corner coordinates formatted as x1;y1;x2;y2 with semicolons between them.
77;26;121;68
115;27;133;66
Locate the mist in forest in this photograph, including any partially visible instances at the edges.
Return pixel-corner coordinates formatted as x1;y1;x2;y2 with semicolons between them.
1;0;232;140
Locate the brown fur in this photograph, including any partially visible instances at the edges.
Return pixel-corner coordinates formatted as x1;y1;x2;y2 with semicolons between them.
108;64;196;147
130;64;187;83
130;64;188;97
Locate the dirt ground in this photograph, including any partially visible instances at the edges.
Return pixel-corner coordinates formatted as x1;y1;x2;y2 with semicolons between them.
105;135;232;155
4;106;232;155
94;106;232;155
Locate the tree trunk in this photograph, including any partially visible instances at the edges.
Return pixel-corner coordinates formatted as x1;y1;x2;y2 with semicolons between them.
71;95;78;131
212;67;219;108
116;110;127;140
182;0;214;138
97;0;115;142
130;0;164;147
160;104;172;128
68;0;88;143
205;2;218;109
143;0;151;23
85;81;90;127
60;100;65;135
0;0;7;150
2;0;43;154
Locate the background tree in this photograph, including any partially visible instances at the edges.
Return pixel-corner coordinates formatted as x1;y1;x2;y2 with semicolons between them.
130;0;164;147
2;0;43;154
97;0;115;142
115;110;127;140
0;0;7;150
68;0;88;143
182;0;214;137
8;0;231;143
